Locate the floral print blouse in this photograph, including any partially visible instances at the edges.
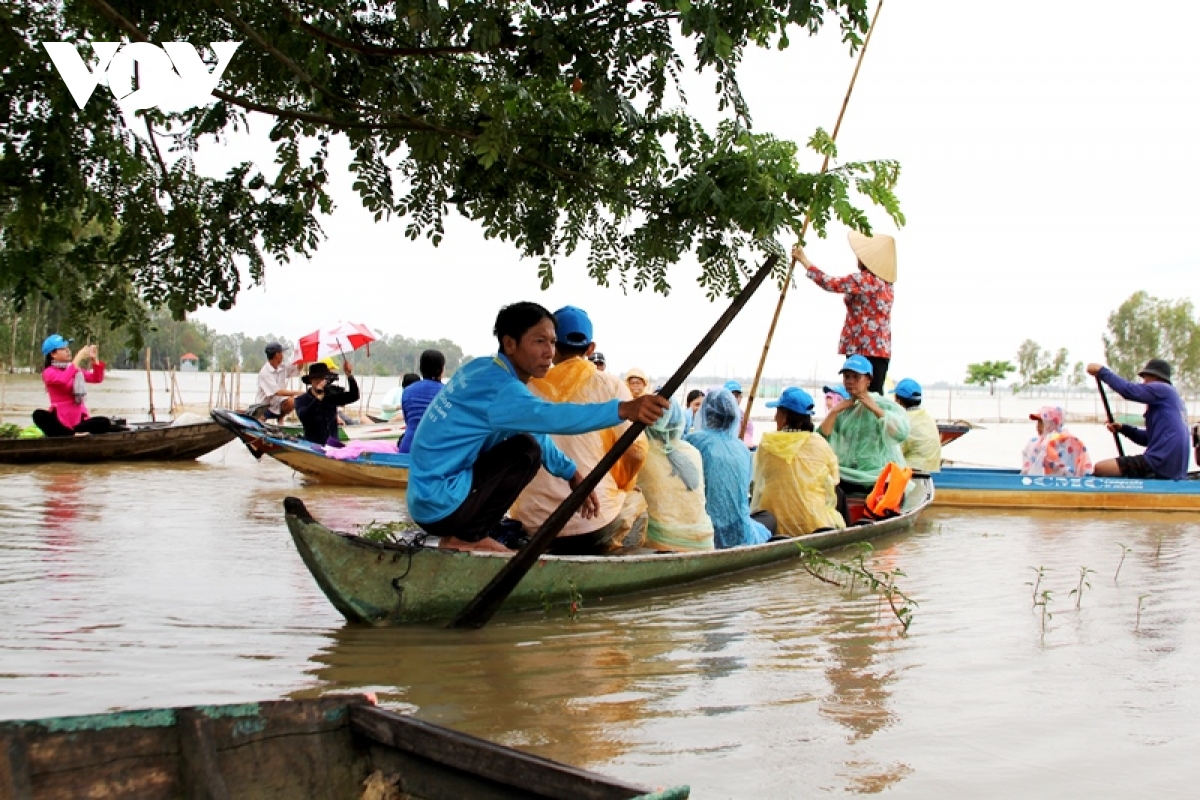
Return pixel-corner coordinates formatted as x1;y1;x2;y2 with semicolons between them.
805;265;893;358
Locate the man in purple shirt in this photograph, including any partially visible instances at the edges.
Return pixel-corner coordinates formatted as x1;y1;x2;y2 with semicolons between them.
1087;359;1191;480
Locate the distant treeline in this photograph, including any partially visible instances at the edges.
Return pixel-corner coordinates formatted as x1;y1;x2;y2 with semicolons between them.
0;297;465;375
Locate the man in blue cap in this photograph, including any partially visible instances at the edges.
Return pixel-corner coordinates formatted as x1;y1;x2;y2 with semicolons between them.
892;378;941;473
819;354;910;491
509;305;653;555
723;379;754;445
750;386;845;535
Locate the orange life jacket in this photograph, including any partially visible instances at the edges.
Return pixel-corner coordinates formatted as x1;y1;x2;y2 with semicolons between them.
865;462;912;519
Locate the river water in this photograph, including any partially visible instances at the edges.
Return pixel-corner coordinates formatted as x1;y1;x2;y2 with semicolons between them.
1;372;1198;797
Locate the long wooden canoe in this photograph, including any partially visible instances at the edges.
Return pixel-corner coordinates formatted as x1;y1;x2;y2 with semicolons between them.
932;466;1200;511
212;409;410;488
283;476;933;626
937;422;972;446
0;421;234;465
0;695;686;799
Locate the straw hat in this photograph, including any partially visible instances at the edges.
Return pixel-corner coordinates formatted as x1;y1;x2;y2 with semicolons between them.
848;230;897;284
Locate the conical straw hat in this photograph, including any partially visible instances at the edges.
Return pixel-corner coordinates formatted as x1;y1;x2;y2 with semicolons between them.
848;230;897;284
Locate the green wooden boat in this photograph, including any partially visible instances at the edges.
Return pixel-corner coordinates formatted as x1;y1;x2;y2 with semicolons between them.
283;476;933;626
0;695;687;800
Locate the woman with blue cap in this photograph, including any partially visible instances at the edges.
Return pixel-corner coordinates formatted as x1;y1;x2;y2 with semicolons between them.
33;335;122;436
752;386;845;535
685;389;773;549
819;355;909;491
891;378;941;472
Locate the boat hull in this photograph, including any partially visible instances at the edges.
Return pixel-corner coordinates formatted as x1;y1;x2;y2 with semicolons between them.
932;467;1200;511
284;477;933;625
0;422;234;465
0;695;684;800
212;409;410;487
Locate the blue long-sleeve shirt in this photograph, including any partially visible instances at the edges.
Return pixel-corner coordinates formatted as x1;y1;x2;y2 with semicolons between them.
1098;367;1190;480
406;353;622;524
398;379;443;454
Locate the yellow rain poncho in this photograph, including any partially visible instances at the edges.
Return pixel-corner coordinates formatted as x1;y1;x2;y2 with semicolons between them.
752;431;844;536
511;357;648;540
901;406;942;473
641;401;714;552
824;396;909;486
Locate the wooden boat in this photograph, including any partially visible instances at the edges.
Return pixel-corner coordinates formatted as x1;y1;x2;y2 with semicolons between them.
283;476;934;626
0;694;686;799
280;419;406;442
932;466;1200;511
937;421;972;446
212;409;410;488
0;420;234;465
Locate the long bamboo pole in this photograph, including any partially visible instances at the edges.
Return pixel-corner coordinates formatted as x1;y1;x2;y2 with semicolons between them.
145;347;156;422
741;0;886;437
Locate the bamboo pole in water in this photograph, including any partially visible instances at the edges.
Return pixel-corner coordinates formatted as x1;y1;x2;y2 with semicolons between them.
740;0;886;438
208;370;214;411
145;347;156;422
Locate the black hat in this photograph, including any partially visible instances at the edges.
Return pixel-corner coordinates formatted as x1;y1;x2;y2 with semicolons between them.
589;352;606;365
264;342;284;357
302;362;338;384
1138;359;1172;384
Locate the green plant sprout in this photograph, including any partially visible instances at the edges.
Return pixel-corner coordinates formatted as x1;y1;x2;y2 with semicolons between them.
1027;566;1047;605
1069;566;1095;609
1034;589;1053;637
1136;594;1149;631
797;543;917;632
1114;543;1131;583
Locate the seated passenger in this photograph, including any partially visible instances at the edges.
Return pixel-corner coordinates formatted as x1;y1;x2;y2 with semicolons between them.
752;387;845;536
379;373;419;422
822;384;849;414
625;368;650;398
685;389;773;549
892;378;942;473
398;351;445;454
641;401;715;552
683;389;705;434
510;306;650;555
33;336;124;437
295;361;360;446
406;302;667;553
1021;406;1093;477
819;355;910;493
724;380;755;445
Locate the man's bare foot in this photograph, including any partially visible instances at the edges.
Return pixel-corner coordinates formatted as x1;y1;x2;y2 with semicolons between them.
437;536;512;554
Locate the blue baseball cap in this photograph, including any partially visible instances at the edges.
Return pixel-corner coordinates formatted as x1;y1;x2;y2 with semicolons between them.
724;380;743;393
893;378;922;400
839;354;874;376
822;385;850;400
553;306;593;346
766;386;815;415
41;334;72;356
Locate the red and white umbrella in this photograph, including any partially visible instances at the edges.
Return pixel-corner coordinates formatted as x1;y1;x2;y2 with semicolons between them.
292;321;379;364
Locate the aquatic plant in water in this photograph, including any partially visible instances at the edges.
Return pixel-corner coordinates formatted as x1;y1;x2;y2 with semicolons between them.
797;542;917;632
1114;543;1131;583
1069;566;1095;609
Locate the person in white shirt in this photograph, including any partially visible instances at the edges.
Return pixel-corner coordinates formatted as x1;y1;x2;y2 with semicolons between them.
252;342;301;420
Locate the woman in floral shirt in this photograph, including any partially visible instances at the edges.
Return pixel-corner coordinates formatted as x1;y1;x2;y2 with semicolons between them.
792;231;896;394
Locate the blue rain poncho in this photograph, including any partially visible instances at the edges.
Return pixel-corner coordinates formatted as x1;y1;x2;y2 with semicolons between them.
641;400;714;551
685;390;771;549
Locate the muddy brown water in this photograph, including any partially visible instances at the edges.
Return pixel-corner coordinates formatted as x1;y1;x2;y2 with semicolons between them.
2;379;1199;795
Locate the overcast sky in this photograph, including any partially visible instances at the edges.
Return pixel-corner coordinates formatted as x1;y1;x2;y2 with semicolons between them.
192;0;1200;387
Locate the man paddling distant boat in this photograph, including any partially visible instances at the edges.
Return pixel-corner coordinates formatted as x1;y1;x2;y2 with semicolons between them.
1087;359;1190;480
406;302;669;553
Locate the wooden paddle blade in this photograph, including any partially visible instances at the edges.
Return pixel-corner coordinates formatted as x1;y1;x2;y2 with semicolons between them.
450;253;779;629
1095;375;1126;458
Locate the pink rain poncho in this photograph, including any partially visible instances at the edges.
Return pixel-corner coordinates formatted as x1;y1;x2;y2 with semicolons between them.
1021;406;1093;477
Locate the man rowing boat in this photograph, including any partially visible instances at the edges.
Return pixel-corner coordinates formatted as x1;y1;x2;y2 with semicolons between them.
406;302;668;553
1088;359;1190;481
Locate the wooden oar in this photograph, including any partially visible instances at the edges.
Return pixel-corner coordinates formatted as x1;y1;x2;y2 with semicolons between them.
1095;376;1126;458
450;254;779;629
740;0;886;438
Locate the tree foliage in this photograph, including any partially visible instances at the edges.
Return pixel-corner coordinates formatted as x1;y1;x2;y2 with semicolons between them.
964;360;1013;396
1014;339;1067;394
2;0;902;332
1104;291;1200;392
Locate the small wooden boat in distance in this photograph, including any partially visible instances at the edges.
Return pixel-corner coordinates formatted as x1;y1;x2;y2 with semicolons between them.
212;409;410;488
0;694;687;799
0;420;234;465
937;422;972;447
283;476;933;626
933;466;1200;511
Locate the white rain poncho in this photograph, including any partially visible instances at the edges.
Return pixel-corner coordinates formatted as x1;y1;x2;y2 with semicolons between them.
901;406;942;473
752;430;844;536
684;389;771;549
641;400;714;551
824;395;910;486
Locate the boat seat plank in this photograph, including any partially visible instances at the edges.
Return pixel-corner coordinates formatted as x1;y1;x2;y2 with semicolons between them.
351;705;652;800
1;733;34;800
177;710;231;800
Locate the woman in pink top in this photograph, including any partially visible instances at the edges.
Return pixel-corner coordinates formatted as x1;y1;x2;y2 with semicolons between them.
33;335;121;437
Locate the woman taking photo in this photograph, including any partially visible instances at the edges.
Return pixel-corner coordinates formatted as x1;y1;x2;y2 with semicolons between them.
33;335;122;436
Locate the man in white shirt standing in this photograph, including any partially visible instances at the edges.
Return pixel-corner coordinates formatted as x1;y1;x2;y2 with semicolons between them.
252;342;301;420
